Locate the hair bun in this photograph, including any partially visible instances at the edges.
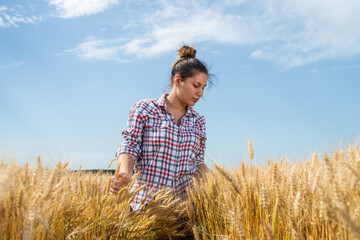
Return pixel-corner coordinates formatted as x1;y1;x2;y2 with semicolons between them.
178;45;196;59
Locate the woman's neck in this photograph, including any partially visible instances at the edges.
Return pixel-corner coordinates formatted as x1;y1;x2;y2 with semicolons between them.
165;93;186;113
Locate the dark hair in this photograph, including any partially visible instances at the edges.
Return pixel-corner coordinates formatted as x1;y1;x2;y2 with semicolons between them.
170;45;211;86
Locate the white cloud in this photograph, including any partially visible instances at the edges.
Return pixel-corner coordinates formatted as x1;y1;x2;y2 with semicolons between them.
61;2;253;62
62;37;127;61
62;0;360;68
224;0;246;5
120;10;248;59
250;50;264;59
0;17;4;27
243;0;360;68
0;61;25;68
49;0;118;18
0;5;42;28
332;63;360;71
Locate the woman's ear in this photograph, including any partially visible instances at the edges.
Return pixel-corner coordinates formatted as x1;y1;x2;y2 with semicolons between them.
173;74;181;87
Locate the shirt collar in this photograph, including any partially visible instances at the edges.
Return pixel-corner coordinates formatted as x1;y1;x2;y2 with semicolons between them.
155;93;167;108
156;93;196;117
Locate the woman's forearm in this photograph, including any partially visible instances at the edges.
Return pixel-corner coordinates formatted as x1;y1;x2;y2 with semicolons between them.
117;154;135;176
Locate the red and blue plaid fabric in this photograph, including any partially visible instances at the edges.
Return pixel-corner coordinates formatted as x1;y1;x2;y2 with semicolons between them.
116;93;206;210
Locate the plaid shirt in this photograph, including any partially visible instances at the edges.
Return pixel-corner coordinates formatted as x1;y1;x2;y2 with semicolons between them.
116;93;206;210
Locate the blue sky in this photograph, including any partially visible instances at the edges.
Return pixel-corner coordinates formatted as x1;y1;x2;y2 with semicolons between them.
1;0;360;170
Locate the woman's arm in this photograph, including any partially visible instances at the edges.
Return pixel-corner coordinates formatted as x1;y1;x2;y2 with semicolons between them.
118;153;135;176
110;154;135;194
112;102;145;194
197;163;211;177
194;115;208;177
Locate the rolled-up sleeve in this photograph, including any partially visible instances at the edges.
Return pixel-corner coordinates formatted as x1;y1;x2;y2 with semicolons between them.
195;117;207;166
115;103;145;161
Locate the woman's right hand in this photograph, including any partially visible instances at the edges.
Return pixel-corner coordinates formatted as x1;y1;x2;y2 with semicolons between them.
110;172;131;194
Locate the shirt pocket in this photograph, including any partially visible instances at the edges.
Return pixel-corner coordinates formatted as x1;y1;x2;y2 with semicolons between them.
143;116;170;156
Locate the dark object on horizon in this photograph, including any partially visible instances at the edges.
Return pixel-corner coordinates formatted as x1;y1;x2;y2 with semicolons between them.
73;169;116;174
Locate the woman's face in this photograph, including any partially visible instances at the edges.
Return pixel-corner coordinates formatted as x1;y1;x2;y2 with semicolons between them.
176;72;208;107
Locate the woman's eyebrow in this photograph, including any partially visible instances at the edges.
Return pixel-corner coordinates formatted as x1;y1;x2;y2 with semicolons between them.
194;81;207;87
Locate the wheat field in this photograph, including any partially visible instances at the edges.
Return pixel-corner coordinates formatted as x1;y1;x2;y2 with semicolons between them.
1;143;360;239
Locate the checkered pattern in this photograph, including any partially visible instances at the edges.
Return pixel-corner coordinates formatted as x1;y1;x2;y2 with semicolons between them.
116;93;206;211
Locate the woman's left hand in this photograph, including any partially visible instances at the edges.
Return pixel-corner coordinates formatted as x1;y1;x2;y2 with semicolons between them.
196;163;210;177
110;172;131;194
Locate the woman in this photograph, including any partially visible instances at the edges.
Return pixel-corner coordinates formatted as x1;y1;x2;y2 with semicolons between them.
111;45;210;211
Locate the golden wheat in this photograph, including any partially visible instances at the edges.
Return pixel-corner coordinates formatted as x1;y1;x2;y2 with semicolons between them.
1;142;360;239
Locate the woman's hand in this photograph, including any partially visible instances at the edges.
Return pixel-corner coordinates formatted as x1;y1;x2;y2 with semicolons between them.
110;172;131;194
196;163;211;178
110;154;135;194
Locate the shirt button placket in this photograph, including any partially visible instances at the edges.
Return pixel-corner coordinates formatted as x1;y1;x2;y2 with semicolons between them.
176;140;180;162
174;128;181;189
